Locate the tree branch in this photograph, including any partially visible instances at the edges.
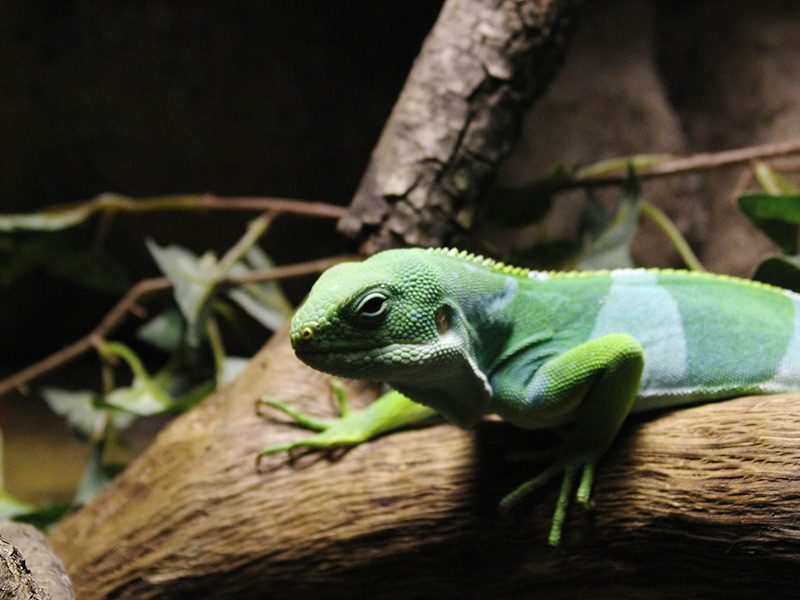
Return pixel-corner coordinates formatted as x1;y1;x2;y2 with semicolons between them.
0;522;74;600
47;330;800;599
340;0;584;253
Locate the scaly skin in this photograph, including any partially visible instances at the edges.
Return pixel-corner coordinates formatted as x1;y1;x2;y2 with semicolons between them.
260;247;800;545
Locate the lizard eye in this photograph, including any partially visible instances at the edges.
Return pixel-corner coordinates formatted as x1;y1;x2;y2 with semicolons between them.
352;291;389;325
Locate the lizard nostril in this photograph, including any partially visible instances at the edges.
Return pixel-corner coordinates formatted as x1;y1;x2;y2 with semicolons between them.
300;326;314;340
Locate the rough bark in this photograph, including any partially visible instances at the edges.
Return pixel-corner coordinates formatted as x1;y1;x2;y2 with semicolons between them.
1;522;74;600
339;0;583;253
48;328;800;599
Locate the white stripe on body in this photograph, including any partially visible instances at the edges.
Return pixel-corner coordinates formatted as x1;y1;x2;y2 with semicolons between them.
589;271;689;407
760;289;800;392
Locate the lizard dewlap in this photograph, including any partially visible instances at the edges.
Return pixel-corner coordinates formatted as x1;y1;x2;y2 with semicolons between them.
278;247;800;545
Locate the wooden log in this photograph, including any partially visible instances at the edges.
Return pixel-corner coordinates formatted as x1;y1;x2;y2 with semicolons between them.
339;0;583;253
48;328;800;599
1;522;74;600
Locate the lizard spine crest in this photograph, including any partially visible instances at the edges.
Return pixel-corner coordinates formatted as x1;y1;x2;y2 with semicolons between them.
427;247;531;277
427;247;794;296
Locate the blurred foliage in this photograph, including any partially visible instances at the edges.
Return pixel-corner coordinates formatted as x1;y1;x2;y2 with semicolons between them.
740;162;800;291
0;210;292;526
575;169;642;270
0;229;129;292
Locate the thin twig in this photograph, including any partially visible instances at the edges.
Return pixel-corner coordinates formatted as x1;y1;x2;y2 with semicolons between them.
572;139;800;187
223;255;359;285
0;193;348;232
195;195;348;219
0;255;354;398
217;213;274;274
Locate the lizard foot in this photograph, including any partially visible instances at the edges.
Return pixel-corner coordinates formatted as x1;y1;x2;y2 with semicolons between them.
256;379;370;463
498;449;597;547
257;382;437;466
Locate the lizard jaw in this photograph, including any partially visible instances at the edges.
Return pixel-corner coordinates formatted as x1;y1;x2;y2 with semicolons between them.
294;341;456;381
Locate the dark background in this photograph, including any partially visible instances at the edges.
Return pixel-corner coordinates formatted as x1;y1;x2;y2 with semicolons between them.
0;1;443;369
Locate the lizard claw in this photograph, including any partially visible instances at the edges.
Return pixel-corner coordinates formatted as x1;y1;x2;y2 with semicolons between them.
257;387;438;469
499;450;598;547
256;381;380;465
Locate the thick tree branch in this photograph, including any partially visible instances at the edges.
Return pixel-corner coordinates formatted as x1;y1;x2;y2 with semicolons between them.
48;330;800;599
340;0;583;253
1;522;74;600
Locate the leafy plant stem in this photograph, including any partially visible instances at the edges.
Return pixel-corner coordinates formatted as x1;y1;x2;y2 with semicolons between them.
205;318;227;385
98;342;151;381
640;200;705;271
754;161;800;195
217;213;273;275
0;254;353;398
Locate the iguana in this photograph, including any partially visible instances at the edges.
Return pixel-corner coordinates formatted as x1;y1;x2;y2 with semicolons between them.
259;247;800;545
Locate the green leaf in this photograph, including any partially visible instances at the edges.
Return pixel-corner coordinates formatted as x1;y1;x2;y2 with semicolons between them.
40;388;108;439
100;342;176;416
227;247;292;331
227;288;288;330
576;167;642;270
737;194;800;254
754;162;799;195
146;240;218;344
104;379;173;416
752;255;800;293
0;489;37;520
136;308;185;352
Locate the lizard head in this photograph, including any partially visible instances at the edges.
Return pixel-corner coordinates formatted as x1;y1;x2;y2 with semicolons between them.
290;249;451;381
290;248;496;427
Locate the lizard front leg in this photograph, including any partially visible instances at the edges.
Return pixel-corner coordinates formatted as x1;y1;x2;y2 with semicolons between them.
496;333;645;545
257;383;437;460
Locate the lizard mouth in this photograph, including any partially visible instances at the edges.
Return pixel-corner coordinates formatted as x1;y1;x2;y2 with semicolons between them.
293;341;439;369
293;344;384;357
292;337;432;356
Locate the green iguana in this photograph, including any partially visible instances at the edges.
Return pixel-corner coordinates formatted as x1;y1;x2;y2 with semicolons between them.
259;247;800;545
